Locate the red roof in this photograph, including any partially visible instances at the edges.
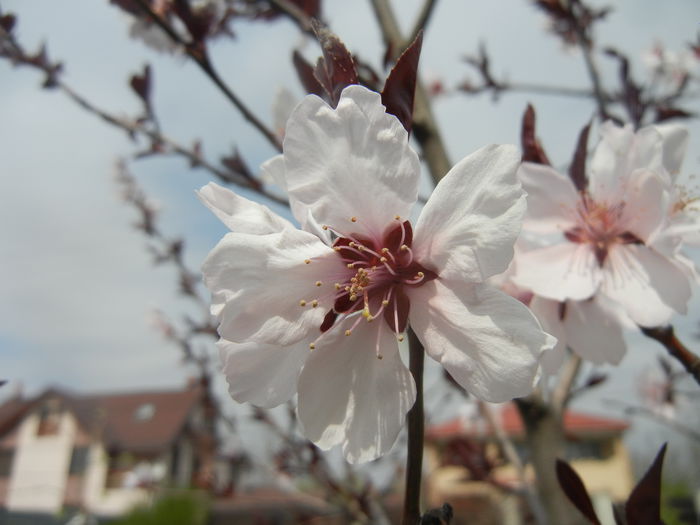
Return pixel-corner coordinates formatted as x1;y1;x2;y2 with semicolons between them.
427;403;629;441
0;385;202;454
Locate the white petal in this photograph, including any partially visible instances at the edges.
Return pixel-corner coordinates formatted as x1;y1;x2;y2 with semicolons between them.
197;182;292;234
518;162;580;234
620;169;670;243
218;339;308;408
602;244;691;327
655;123;689;178
284;85;420;240
528;296;567;374
260;156;332;244
408;279;553;402
202;228;345;345
512;243;601;301
414;144;524;281
562;298;627;365
297;320;415;463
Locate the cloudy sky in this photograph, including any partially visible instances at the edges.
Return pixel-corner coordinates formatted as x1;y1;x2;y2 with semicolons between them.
1;0;699;469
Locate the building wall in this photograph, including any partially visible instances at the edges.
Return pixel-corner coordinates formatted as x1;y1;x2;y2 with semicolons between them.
6;410;76;512
569;437;634;502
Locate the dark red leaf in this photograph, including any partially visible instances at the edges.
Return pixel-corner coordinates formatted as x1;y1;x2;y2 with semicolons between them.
130;64;152;106
556;459;601;524
380;31;423;133
625;443;667;525
0;13;16;32
311;20;358;107
292;50;324;97
173;0;212;46
569;122;590;192
520;104;551;165
655;106;695;123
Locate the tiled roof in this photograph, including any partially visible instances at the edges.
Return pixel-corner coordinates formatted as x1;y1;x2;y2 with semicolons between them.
0;385;202;454
427;402;629;441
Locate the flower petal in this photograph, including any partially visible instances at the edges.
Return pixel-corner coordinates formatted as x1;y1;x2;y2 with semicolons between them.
512;243;601;301
218;339;309;408
655;123;689;178
528;296;567;374
563;298;627;365
283;85;420;240
414;144;524;281
621;169;670;243
409;279;553;402
297;320;415;463
518;162;580;234
197;182;292;234
202;228;345;345
602;244;691;327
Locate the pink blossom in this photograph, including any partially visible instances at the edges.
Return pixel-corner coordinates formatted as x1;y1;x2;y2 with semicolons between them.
201;85;554;462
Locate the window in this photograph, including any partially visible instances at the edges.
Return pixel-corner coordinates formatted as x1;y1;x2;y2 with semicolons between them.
69;447;89;475
36;399;61;436
0;449;14;477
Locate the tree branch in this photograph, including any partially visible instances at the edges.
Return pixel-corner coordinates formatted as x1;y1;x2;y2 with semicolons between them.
403;328;425;525
640;325;700;387
132;0;283;152
407;0;439;46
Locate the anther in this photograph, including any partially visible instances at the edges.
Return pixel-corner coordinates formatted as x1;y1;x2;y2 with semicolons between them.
394;215;401;220
400;245;408;251
304;259;311;264
322;225;329;230
315;281;323;287
299;300;307;307
311;300;319;308
397;335;404;342
349;242;357;247
377;354;383;360
335;283;342;290
350;294;357;302
347;263;354;268
382;300;389;306
345;330;352;336
350;217;357;222
309;343;315;350
381;248;389;253
333;246;341;251
380;257;387;263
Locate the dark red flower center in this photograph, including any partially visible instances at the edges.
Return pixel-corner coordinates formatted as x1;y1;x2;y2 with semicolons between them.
319;219;437;339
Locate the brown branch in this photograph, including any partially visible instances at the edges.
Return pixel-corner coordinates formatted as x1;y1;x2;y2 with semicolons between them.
552;354;582;411
132;0;283;152
268;0;315;34
640;325;700;387
370;0;452;184
403;328;425;525
407;0;439;46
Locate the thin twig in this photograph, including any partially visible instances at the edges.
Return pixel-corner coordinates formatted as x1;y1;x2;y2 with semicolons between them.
370;0;451;184
403;328;425;525
552;354;582;411
572;14;609;119
407;0;439;46
132;0;283;152
604;398;700;442
640;325;700;387
268;0;315;34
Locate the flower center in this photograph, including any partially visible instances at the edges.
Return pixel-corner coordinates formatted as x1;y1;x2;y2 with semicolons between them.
564;193;641;265
318;218;436;343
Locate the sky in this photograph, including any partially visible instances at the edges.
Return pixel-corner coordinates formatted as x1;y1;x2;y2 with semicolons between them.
1;0;700;476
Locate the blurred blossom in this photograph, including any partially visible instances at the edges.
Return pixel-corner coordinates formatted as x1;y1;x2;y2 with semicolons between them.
642;42;698;88
200;85;555;462
513;121;696;365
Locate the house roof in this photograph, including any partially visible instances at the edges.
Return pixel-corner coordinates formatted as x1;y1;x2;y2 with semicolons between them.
427;402;629;441
0;384;202;454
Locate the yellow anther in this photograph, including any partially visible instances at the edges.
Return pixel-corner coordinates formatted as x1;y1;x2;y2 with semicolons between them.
315;281;322;287
311;300;319;308
350;216;357;222
417;272;424;277
335;283;342;290
299;300;307;307
357;245;364;251
377;354;383;360
400;245;408;251
304;259;311;264
350;294;357;301
362;309;371;318
382;300;389;306
309;343;315;350
347;263;354;268
398;335;405;342
345;330;352;336
380;257;387;263
394;215;401;220
322;225;329;230
334;246;341;251
349;242;356;247
381;248;389;253
345;286;351;291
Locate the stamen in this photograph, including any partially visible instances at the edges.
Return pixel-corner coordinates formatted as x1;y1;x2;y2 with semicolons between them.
299;300;307;307
315;281;323;287
304;259;311;264
335;283;342;290
403;272;425;285
309;343;315;350
400;244;414;264
350;216;357;222
311;300;319;308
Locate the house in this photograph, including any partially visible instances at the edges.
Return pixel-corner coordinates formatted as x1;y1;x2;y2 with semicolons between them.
425;402;635;525
0;380;218;519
